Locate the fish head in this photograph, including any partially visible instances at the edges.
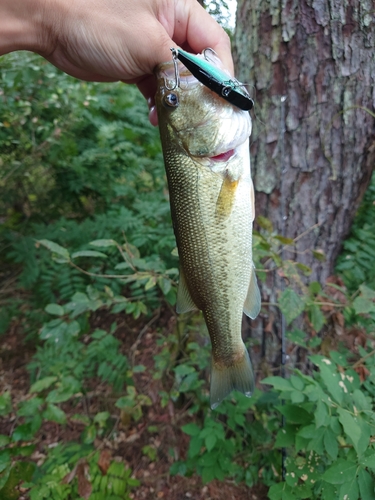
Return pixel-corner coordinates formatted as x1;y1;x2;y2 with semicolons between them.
154;55;252;166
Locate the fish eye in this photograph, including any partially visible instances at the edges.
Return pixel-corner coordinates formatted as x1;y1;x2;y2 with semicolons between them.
163;92;179;108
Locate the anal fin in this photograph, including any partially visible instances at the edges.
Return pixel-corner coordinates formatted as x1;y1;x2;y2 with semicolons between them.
243;265;261;319
176;267;198;314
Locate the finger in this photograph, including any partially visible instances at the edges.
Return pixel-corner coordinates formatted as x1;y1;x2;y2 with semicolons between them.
136;74;157;101
173;0;234;75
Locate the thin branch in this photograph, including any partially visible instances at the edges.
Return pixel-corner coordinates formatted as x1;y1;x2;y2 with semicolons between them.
352;349;375;369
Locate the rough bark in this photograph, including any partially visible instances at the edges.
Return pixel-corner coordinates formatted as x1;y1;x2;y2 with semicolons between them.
234;0;375;282
234;0;375;374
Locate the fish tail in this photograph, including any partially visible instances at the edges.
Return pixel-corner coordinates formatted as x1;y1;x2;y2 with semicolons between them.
210;346;255;409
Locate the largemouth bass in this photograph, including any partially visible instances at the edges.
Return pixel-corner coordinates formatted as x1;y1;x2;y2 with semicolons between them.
155;52;261;409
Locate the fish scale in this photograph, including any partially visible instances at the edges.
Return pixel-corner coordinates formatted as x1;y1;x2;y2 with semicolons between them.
155;55;261;409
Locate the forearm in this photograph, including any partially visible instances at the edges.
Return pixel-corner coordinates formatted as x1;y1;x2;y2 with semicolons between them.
0;0;49;55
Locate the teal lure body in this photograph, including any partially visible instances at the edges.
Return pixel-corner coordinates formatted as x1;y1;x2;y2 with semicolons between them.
171;48;254;111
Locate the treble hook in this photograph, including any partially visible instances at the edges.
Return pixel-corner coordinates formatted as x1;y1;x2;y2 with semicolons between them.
165;48;180;90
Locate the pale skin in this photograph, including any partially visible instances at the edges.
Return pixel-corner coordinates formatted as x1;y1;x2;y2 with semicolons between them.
0;0;233;125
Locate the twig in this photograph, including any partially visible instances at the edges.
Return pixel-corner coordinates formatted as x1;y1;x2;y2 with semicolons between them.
352;349;375;369
130;309;161;366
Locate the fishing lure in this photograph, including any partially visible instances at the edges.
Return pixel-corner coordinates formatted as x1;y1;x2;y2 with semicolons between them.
170;47;254;111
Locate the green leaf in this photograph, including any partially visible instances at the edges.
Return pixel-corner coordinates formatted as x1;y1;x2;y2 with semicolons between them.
181;423;201;436
278;289;306;324
257;216;273;231
30;376;57;393
158;276;172;295
324;428;338;460
43;403;67;424
94;411;110;427
315;400;329;428
337;409;362;453
38;239;70;260
0;392;12;416
290;375;304;391
11;423;36;442
205;434;217;452
352;389;371;411
0;461;35;499
262;377;293;391
286;329;306;346
360;453;375;469
275;235;295;245
356;418;371;457
89;239;117;247
353;296;375;314
66;320;81;336
268;483;297;500
312;249;326;261
0;436;10;447
322;460;357;484
308;303;325;331
358;468;375;499
201;465;216;484
359;284;375;300
0;450;11;473
71;250;108;258
297;424;317;439
45;303;65;316
290;391;304;403
144;276;156;290
318;363;345;405
307;427;325;454
188;435;203;458
275;425;296;448
309;281;322;295
268;483;284;500
339;478;359;500
82;424;96;444
17;397;43;417
277;405;312;425
319;482;339;498
296;263;312;276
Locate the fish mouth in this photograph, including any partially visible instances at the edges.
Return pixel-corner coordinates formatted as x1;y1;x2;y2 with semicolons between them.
209;149;235;162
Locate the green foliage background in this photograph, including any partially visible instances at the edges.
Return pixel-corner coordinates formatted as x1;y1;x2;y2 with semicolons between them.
1;52;375;499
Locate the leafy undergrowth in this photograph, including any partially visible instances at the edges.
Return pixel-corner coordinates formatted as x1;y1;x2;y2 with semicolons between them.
1;262;375;499
0;305;268;500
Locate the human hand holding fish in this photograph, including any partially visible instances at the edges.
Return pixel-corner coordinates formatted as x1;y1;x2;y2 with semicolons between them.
155;51;261;409
0;0;232;124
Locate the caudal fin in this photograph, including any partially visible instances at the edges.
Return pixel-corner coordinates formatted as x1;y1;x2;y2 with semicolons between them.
210;347;255;409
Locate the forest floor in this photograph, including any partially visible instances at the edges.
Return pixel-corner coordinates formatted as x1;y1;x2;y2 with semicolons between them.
0;305;269;500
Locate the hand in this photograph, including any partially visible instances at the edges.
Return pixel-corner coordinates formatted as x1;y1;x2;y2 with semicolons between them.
1;0;233;124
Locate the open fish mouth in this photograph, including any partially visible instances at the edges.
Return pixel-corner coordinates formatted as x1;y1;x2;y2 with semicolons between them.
209;149;235;162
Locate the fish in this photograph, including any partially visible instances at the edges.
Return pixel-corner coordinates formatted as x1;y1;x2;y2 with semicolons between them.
154;51;261;409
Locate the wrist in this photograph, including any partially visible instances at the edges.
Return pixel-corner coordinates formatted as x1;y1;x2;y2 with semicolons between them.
0;0;50;55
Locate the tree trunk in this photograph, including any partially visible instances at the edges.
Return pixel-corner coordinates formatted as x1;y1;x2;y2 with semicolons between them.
234;0;375;373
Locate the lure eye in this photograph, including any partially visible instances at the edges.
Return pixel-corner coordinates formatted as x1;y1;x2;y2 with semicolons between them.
221;86;232;97
163;92;179;108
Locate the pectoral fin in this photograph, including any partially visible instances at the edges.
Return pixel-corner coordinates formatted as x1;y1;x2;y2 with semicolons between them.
176;268;198;314
243;266;261;319
215;174;239;221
